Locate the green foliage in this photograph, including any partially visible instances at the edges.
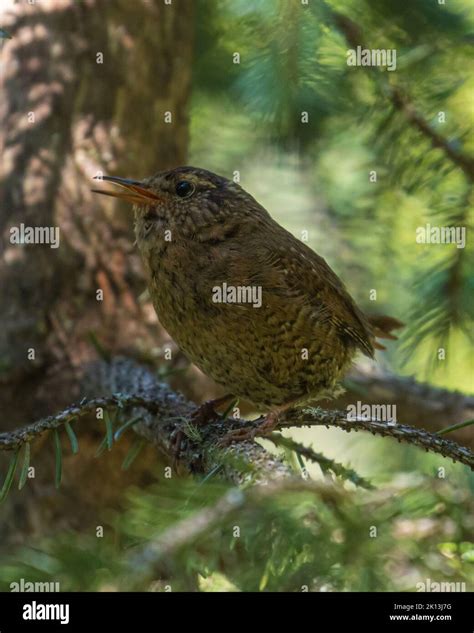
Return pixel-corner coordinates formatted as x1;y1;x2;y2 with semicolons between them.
0;473;472;592
190;0;474;389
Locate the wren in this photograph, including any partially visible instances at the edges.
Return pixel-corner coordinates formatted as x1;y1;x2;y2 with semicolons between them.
92;167;402;441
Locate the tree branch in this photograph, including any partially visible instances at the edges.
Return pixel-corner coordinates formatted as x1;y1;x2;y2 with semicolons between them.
130;479;344;579
0;359;472;489
280;407;474;469
267;433;374;489
332;11;474;181
330;364;474;448
0;394;160;451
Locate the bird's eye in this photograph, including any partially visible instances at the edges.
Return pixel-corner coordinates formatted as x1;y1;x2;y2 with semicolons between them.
175;180;194;198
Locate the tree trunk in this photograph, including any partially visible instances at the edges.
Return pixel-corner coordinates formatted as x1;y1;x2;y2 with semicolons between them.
0;0;194;419
0;0;194;541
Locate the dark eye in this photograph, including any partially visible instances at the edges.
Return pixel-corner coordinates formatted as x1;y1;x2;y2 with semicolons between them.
175;180;194;198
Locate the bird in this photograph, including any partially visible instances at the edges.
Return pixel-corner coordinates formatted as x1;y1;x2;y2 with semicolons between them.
92;166;403;444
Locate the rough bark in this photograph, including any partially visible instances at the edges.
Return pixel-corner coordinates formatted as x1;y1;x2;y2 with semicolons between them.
0;0;194;542
0;0;194;424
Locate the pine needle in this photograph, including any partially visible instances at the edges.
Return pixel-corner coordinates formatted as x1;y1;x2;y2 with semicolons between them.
53;429;62;489
104;411;114;451
437;419;474;436
18;442;31;490
0;449;19;502
122;439;145;470
65;420;79;454
114;416;142;441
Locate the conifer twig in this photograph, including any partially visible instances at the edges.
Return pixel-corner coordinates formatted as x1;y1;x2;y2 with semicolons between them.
131;479;344;574
0;359;472;498
267;433;374;489
332;11;474;181
279;407;474;470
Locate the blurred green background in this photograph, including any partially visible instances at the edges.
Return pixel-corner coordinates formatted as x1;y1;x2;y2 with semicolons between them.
190;0;473;392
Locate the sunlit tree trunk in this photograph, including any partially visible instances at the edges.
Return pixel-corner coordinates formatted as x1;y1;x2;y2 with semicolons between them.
0;0;194;541
0;0;194;418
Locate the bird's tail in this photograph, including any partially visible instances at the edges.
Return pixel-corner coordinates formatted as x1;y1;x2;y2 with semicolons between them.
367;314;404;350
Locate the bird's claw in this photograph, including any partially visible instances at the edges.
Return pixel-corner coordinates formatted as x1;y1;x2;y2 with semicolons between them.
217;412;280;447
171;395;234;468
216;426;257;447
190;399;222;426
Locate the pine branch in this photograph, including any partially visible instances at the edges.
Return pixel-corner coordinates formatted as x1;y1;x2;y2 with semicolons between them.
0;393;160;452
130;479;344;578
280;407;473;470
335;365;474;447
388;86;474;181
267;433;374;490
331;11;474;181
0;358;472;496
131;487;247;572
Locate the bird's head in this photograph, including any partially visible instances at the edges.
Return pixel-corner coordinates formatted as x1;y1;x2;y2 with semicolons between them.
91;166;268;245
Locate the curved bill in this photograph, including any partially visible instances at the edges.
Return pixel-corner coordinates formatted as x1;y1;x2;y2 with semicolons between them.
91;176;162;205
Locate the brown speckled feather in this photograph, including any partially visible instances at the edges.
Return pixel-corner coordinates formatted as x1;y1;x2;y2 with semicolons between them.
93;166;402;409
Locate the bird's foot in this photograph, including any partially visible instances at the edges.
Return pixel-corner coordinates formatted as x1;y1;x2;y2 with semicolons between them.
190;393;234;426
217;410;281;447
171;394;234;468
216;425;258;447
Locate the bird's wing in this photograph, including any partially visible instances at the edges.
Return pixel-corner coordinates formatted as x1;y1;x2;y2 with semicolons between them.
248;228;376;358
194;218;375;357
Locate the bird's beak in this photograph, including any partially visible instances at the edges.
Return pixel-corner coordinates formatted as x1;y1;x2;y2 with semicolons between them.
91;176;162;205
